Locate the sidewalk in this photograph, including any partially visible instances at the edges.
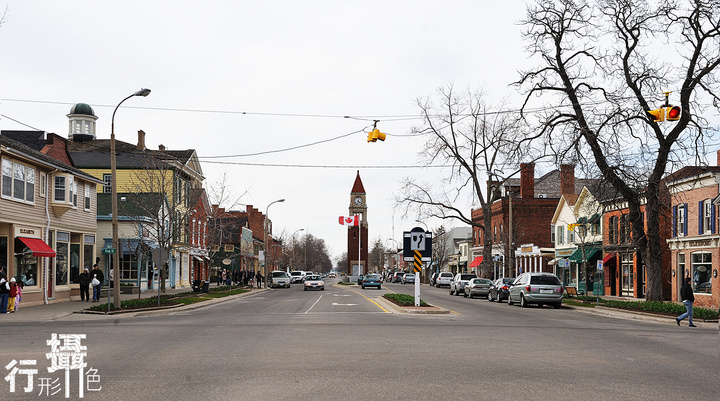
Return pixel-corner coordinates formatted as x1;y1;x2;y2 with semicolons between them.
0;283;267;323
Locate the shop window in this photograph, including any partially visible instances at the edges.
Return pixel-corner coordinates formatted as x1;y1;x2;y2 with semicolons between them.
2;158;35;203
691;252;712;294
120;253;139;280
55;242;69;287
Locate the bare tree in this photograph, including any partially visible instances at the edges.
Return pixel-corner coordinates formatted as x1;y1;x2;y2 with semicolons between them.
431;225;450;275
396;85;525;277
368;237;386;272
516;0;720;301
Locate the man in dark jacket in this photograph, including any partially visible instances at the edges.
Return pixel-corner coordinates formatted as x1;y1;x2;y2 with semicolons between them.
78;268;91;302
90;264;104;302
676;276;696;327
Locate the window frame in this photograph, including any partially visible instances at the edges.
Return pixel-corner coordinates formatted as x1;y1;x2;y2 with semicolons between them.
1;158;36;204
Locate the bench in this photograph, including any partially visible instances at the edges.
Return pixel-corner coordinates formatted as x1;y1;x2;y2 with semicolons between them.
566;286;578;297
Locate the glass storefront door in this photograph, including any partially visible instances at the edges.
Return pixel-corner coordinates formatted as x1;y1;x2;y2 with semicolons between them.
621;252;634;297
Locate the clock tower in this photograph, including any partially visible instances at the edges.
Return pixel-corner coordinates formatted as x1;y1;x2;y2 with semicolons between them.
347;170;368;276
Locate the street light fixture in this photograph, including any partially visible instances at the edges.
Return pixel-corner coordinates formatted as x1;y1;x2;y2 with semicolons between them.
264;198;285;286
292;228;304;270
111;88;150;309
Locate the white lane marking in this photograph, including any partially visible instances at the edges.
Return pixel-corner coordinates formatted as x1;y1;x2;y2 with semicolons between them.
332;303;358;306
304;294;323;314
333;294;352;297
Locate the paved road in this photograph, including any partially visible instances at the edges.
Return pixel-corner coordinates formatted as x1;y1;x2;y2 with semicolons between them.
1;279;716;400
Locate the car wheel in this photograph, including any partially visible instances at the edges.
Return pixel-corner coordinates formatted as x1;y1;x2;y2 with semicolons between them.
553;302;561;309
304;287;307;291
378;286;381;290
497;293;502;303
449;288;454;295
508;295;514;305
487;292;493;301
520;294;528;307
361;285;365;289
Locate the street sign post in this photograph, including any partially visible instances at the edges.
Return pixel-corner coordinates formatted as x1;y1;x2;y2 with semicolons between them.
403;227;432;306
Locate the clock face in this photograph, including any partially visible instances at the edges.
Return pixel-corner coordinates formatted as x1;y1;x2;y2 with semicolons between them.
354;196;363;206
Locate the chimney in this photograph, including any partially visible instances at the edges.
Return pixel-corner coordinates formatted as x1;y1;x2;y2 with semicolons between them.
520;163;535;199
137;130;146;151
158;144;165;151
561;164;575;195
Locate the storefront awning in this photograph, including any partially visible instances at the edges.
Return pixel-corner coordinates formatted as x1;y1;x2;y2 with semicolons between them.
469;256;483;268
602;253;615;264
18;237;56;257
568;246;601;263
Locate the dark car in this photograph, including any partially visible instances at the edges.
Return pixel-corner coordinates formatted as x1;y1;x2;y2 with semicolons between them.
464;278;493;298
487;277;515;302
361;274;383;289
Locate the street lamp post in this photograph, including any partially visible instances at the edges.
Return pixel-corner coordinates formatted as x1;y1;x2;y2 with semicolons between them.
264;198;285;286
292;228;304;270
111;88;150;309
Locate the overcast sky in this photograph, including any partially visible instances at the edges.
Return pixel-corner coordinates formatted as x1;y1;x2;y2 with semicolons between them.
0;0;552;263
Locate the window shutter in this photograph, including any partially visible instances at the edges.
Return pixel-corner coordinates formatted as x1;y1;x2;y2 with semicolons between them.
683;203;688;236
699;201;704;235
672;205;677;237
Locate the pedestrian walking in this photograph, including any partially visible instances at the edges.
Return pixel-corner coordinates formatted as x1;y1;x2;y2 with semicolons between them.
14;281;22;311
676;276;696;327
0;273;9;313
256;272;263;288
90;264;104;302
79;268;91;302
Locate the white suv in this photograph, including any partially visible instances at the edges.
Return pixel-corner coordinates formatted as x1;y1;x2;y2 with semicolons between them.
290;271;305;283
450;273;477;296
435;272;454;287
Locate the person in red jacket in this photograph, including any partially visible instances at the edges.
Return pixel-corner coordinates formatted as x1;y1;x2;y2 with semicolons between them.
7;277;17;313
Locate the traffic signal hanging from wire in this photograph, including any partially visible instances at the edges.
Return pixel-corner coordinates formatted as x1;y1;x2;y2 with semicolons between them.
647;91;681;123
367;121;386;143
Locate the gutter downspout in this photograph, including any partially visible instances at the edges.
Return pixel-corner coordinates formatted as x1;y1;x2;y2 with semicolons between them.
44;169;58;305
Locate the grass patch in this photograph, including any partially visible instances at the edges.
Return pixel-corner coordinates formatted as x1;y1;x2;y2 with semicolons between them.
383;293;430;307
565;295;719;320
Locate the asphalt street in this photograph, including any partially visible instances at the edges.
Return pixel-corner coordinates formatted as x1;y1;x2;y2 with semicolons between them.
1;278;717;401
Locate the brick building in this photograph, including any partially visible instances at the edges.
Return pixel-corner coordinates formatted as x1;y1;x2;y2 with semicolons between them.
471;163;595;279
666;159;720;309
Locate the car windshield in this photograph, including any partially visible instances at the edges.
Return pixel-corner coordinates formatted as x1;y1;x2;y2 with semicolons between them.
502;278;515;284
530;275;561;285
364;275;380;280
460;274;476;280
271;272;287;278
474;279;492;284
306;276;321;281
440;273;453;278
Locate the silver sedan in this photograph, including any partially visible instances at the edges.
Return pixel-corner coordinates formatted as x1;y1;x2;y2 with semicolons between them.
464;278;493;298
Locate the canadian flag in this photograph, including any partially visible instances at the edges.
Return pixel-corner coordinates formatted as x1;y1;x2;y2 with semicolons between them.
338;215;359;226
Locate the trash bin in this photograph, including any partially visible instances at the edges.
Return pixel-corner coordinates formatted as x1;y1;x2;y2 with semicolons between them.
192;280;201;293
202;281;210;293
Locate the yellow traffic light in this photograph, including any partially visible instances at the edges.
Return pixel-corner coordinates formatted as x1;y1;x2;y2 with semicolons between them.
666;106;681;121
367;128;386;142
647;108;665;122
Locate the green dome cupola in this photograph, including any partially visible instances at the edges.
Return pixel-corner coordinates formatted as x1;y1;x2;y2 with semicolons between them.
67;103;98;142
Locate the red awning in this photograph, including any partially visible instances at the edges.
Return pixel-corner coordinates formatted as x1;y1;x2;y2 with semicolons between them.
18;237;56;257
602;253;615;264
469;256;483;268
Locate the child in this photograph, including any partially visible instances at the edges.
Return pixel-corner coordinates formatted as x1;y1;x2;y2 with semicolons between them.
7;278;17;313
14;281;22;311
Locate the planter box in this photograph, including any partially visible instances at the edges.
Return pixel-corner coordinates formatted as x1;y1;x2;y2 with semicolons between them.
120;286;140;294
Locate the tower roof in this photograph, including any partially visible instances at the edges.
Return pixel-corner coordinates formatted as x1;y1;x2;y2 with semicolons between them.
351;170;365;194
68;103;96;117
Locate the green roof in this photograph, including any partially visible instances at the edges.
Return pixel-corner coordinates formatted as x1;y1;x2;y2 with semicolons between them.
69;103;95;116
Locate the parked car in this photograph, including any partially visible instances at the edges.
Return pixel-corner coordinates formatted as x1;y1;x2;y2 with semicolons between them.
290;271;306;283
464;278;493;298
269;271;291;288
401;273;416;285
450;273;477;296
487;277;515;302
435;272;454;287
429;272;439;286
361;273;383;289
392;272;405;283
303;274;325;291
508;272;563;308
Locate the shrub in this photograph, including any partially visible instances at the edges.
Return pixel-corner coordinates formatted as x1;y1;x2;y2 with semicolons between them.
383;293;429;307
